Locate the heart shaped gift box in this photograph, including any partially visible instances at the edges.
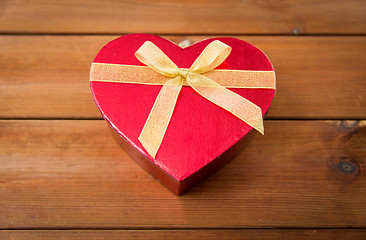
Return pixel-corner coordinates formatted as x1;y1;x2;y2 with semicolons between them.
90;34;275;195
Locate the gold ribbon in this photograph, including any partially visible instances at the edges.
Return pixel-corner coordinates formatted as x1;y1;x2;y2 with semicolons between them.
90;40;275;158
90;63;276;89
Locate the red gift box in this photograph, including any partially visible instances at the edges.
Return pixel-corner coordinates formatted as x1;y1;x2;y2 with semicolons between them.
90;34;275;195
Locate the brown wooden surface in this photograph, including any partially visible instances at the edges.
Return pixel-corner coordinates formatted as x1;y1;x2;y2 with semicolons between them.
1;0;366;238
1;35;365;119
0;0;365;34
1;229;366;240
0;120;365;228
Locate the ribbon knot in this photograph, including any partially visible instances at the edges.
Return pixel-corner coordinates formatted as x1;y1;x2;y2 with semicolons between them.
178;69;189;79
134;40;267;159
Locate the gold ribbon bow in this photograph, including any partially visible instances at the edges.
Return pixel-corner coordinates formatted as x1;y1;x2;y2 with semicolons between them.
135;40;268;158
90;40;276;159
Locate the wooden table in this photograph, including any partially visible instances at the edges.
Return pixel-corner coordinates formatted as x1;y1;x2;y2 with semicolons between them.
1;1;365;239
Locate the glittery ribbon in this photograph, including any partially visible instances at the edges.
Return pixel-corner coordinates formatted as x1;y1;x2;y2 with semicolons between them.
90;40;275;158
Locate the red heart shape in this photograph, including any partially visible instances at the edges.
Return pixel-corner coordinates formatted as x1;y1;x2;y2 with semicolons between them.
90;34;275;194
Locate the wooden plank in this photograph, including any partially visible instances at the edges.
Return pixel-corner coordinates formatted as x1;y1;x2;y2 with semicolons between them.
0;229;365;240
0;120;365;228
0;35;365;119
0;0;365;34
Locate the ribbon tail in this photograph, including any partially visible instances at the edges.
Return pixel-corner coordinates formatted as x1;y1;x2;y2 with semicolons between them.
138;76;183;158
187;73;264;134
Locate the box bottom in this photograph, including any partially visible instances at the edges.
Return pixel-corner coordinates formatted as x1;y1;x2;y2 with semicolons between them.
109;124;255;195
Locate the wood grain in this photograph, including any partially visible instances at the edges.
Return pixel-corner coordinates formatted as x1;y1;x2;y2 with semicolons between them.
0;0;365;34
0;120;365;229
1;35;365;119
1;0;365;236
0;229;365;240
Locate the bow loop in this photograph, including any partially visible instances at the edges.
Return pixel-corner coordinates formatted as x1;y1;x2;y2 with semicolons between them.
190;40;232;73
135;41;179;77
